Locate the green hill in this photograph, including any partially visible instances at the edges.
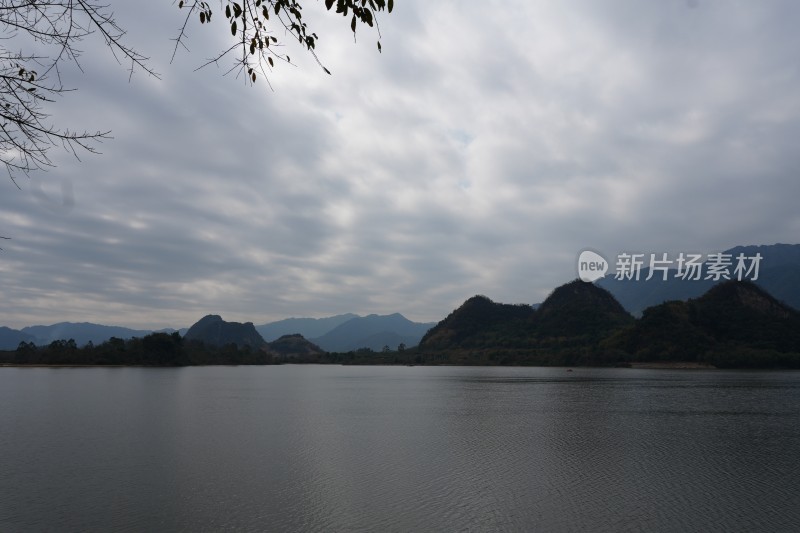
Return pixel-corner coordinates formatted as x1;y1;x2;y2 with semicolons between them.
419;295;536;351
418;281;633;365
605;281;800;368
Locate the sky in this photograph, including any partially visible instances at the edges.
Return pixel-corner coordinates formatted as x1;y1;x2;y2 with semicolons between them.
1;0;799;329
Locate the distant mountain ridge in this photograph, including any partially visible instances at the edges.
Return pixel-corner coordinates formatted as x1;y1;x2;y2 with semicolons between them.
0;326;36;351
255;314;357;341
0;322;187;350
20;322;155;347
310;313;436;352
0;311;435;353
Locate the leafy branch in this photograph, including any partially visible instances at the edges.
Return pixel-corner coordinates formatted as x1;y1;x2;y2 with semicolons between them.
172;0;393;86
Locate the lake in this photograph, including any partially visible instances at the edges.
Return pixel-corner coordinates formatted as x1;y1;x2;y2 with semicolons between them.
1;365;799;532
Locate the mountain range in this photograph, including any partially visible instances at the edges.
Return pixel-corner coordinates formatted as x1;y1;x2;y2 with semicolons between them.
255;314;357;341
0;322;188;350
5;277;800;368
417;279;800;368
2;243;797;360
0;313;433;351
308;313;436;352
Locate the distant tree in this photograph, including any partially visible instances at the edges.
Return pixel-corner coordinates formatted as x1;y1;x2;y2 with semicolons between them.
382;344;390;353
397;342;406;352
0;0;393;181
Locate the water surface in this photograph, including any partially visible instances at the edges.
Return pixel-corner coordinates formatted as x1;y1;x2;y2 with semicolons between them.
1;365;798;531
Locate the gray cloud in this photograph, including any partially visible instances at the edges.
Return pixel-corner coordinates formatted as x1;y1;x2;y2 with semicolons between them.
1;0;799;329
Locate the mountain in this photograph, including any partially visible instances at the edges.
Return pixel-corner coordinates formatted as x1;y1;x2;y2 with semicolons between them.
310;313;436;352
598;243;800;315
20;322;155;347
419;282;632;365
267;334;325;359
419;295;536;351
255;314;358;341
534;280;633;339
0;327;36;350
605;280;800;367
184;315;266;348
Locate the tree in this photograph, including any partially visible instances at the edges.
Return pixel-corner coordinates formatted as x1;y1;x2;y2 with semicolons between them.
0;1;157;182
0;0;392;181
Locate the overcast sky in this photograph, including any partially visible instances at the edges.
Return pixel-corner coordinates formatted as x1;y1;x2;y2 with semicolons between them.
1;0;799;329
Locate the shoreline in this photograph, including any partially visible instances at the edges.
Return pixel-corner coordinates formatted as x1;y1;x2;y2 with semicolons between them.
627;362;716;370
0;361;736;370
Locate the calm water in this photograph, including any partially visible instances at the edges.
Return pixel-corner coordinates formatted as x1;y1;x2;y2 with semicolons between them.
1;365;799;532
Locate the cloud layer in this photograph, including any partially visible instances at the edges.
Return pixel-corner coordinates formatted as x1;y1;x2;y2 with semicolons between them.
2;0;799;329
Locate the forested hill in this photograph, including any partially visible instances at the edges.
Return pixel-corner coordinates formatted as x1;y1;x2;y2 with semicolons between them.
417;281;634;366
416;280;799;368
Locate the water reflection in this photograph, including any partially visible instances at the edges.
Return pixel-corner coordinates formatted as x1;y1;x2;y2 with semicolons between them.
0;366;798;531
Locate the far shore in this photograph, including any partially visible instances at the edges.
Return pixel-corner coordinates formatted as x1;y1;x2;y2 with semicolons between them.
627;362;716;370
0;361;719;369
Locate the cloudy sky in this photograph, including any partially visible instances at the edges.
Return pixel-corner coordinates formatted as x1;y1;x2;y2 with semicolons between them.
1;0;799;329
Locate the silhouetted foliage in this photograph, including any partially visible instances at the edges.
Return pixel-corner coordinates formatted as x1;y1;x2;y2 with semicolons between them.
0;332;273;366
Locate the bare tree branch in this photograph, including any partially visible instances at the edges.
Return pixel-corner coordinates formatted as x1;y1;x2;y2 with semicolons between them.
0;0;159;180
1;0;392;242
